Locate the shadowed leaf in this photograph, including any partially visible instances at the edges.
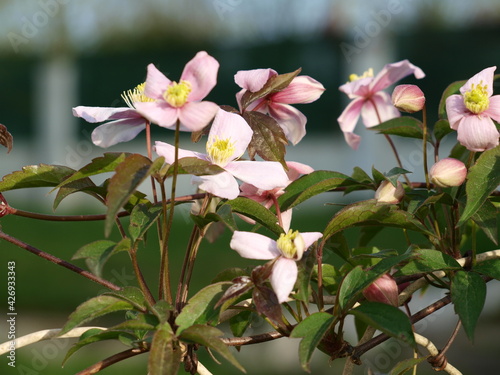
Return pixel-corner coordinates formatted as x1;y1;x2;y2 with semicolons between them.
0;124;13;153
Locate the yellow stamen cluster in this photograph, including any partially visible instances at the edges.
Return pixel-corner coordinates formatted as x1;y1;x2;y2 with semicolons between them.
207;136;236;166
463;81;489;114
349;68;374;82
163;80;192;107
121;83;154;109
277;230;305;260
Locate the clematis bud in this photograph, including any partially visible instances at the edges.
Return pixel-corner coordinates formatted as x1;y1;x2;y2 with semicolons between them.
392;84;425;113
375;181;404;204
429;158;467;188
363;273;399;307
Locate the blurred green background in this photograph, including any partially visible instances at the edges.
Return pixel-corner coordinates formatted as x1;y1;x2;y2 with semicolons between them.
1;1;500;374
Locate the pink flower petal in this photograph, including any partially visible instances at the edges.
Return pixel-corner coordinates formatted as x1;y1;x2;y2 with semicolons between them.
285;161;314;181
234;68;277;92
230;231;281;260
339;77;372;99
456;115;499;152
300;232;323;249
268;103;307;145
178;101;219;132
143;64;172;100
208;109;253;161
225;160;289;191
460;66;496;97
445;94;468;130
272;76;325;104
91;118;146;148
281;209;293;233
154;141;207;164
344;132;361;150
370;60;425;93
338;97;364;133
484;95;500;123
73;106;140;122
134;101;179;129
361;91;400;127
181;51;219;102
270;257;298;303
192;171;240;199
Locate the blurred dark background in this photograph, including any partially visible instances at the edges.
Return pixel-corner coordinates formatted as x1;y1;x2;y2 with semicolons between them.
1;1;500;374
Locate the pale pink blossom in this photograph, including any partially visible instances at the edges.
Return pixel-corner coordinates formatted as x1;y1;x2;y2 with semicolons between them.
135;51;220;132
445;66;500;152
239;161;314;230
230;229;322;303
155;109;289;200
235;69;325;145
338;60;425;150
73;83;153;148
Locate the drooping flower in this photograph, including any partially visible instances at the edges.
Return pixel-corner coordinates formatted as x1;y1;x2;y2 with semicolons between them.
445;66;500;152
429;158;467;188
239;161;314;230
235;69;325;145
392;84;426;113
338;60;425;150
375;180;405;204
230;229;322;303
134;51;220;132
155;108;289;200
73;83;154;148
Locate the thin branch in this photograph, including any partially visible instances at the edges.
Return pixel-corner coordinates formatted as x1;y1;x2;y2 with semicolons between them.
0;230;120;291
221;331;284;346
414;333;463;375
75;347;148;375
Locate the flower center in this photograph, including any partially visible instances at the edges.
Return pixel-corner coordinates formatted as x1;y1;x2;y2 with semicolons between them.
463;81;489;114
163;80;192;107
206;136;236;166
121;83;154;109
349;68;374;82
277;229;305;260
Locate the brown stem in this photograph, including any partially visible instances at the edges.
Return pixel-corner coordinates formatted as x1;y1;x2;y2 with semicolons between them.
0;230;120;291
130;245;156;307
429;320;462;370
75;347;148;375
221;330;284;346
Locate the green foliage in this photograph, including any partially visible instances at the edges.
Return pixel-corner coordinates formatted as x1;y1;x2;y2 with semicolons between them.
371;116;429;142
148;322;181;375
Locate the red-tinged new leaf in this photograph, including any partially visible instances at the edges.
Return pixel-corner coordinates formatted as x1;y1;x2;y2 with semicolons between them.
252;285;285;330
0;124;13;153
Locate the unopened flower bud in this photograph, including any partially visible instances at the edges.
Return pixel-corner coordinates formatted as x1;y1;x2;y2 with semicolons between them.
429;158;467;188
375;180;404;204
392;84;425;113
363;273;399;307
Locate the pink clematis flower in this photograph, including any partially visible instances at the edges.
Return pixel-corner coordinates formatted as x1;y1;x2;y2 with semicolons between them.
134;51;220;132
445;66;500;152
230;228;322;303
155;108;289;200
338;60;425;150
239;161;314;230
235;69;325;145
73;83;153;148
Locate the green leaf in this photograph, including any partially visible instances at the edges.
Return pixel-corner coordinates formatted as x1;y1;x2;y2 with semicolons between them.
129;204;163;243
243;111;287;168
0;123;13;153
229;310;253;338
0;164;75;192
312;264;340;295
278;170;357;211
433;119;453;142
205;204;238;232
72;240;119;277
175;282;232;334
165;157;225;177
473;258;500;280
396;249;461;276
438;79;466;119
240;68;302;110
371;117;427;141
105;154;164;237
451;270;486;341
459;146;500;225
323;200;432;242
59;295;136;336
351;166;374;185
471;199;498;245
349;302;415;347
149;322;181;375
110;313;159;331
222;197;284;236
295;249;316;302
53;177;103;210
103;286;149;311
180;325;245;372
389;356;427;374
54;152;131;189
289;312;335;372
